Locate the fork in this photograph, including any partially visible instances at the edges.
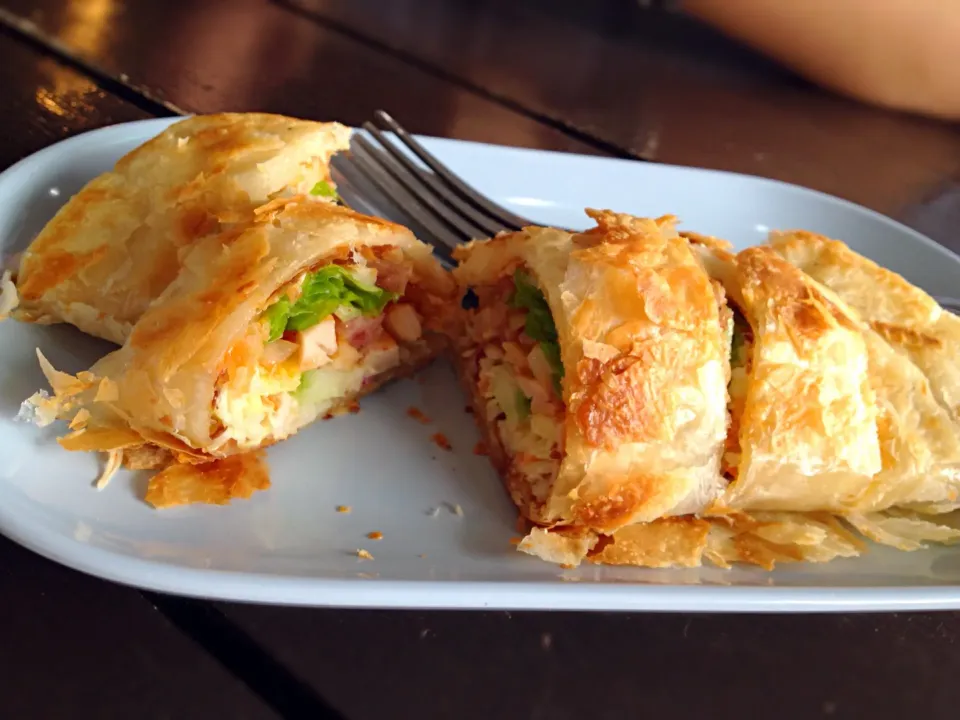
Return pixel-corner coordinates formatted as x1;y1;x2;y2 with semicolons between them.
330;110;537;265
335;110;960;315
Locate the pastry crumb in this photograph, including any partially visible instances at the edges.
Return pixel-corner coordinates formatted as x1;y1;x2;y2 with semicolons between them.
357;549;374;560
68;408;90;431
336;505;352;513
94;377;119;403
560;563;575;570
473;441;487;456
406;406;431;424
95;449;124;490
427;507;440;517
431;433;452;451
366;531;383;540
144;453;270;508
447;502;464;517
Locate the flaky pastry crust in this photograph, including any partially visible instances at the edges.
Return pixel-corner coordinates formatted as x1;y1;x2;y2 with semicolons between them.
34;200;455;463
770;230;960;425
455;209;729;532
704;246;882;511
14;113;351;343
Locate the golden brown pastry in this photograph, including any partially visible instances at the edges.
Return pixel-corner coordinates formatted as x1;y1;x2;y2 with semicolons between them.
770;230;960;424
144;453;272;509
11;113;351;343
768;231;960;516
23;199;456;503
461;216;960;568
700;245;884;513
517;512;864;570
695;237;960;554
454;210;730;560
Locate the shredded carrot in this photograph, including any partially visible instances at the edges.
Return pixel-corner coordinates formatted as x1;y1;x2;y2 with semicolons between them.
336;505;352;513
366;531;384;540
431;433;452;451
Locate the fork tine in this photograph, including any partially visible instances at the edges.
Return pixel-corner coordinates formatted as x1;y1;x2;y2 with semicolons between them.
354;133;491;243
342;144;460;265
935;296;960;314
373;110;532;231
361;121;508;239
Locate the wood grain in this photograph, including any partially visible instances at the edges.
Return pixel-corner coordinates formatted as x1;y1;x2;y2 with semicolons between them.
0;28;149;168
0;35;281;720
1;2;959;719
0;539;276;719
282;0;960;218
210;606;960;720
3;0;958;241
0;0;597;154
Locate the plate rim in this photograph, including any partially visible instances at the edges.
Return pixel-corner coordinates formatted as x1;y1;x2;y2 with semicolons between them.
5;498;960;612
3;118;960;612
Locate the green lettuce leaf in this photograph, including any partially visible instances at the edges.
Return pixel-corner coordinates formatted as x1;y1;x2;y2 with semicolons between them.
309;180;338;199
262;265;396;340
264;296;293;342
509;269;564;389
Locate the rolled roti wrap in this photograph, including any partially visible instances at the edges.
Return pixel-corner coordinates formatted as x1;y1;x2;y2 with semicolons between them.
457;214;959;569
26;199;456;496
700;245;883;513
10;113;351;343
695;239;960;553
768;231;960;519
454;210;729;531
770;230;960;426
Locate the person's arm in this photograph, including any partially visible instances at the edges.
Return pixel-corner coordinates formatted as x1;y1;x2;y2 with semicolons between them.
684;0;960;120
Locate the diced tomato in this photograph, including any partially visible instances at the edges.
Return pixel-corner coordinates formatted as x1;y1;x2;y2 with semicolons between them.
343;314;385;348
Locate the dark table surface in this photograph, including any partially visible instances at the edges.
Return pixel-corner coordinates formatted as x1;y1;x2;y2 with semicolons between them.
1;1;959;718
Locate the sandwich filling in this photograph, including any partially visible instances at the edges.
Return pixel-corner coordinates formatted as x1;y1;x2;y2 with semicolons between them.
462;268;565;509
211;245;433;451
723;305;754;478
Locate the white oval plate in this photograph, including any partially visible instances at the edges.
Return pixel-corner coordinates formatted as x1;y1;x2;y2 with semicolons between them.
2;118;960;612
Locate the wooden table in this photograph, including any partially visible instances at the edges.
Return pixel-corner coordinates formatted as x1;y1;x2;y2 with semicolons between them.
1;1;959;718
